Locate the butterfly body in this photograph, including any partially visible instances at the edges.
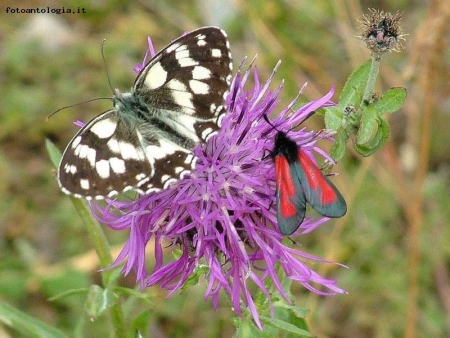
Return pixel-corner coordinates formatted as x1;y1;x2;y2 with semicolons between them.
271;131;347;235
58;27;232;200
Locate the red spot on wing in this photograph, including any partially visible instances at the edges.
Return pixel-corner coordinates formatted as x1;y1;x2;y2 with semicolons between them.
298;150;338;205
275;155;298;218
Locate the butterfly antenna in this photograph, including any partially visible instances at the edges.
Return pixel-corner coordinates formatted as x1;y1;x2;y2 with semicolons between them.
101;39;115;94
46;97;111;120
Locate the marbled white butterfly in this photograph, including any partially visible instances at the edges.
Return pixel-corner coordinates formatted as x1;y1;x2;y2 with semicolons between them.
58;27;233;200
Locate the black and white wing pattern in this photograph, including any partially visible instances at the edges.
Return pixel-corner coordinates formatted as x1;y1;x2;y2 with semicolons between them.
58;27;233;200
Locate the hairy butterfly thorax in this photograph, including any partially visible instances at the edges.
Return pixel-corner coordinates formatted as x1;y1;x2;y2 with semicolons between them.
57;27;233;200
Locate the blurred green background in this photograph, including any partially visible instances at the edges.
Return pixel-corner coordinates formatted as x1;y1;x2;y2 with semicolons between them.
1;0;449;337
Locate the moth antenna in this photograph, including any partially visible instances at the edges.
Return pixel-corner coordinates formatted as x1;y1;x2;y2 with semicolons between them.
263;114;277;130
260;114;279;139
101;39;115;94
46;97;111;120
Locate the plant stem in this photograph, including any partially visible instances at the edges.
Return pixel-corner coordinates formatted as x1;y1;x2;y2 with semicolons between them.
71;197;127;338
361;53;381;105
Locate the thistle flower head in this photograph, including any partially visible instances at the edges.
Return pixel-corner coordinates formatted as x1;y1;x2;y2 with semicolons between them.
93;37;346;328
358;9;406;56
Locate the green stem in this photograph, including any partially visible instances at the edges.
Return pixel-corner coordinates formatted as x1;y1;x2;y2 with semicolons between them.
71;197;127;338
361;53;381;105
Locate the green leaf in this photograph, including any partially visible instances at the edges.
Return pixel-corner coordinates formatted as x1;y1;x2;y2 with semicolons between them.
46;138;62;167
339;60;371;107
273;301;309;318
42;269;91;309
85;285;116;320
329;128;349;162
234;316;269;338
261;316;314;337
181;265;209;289
272;301;311;335
0;300;68;338
355;118;390;156
114;286;154;303
372;87;407;116
324;106;343;131
356;105;378;145
130;310;151;338
48;288;89;302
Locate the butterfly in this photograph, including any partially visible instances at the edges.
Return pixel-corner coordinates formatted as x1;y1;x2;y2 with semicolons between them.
271;131;347;235
57;27;233;200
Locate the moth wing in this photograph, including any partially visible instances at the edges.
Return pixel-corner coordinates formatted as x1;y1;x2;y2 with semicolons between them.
275;155;307;235
296;150;347;217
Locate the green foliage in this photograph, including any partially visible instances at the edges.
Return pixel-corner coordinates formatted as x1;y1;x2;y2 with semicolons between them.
233;276;312;337
46;138;62;167
0;301;68;338
85;285;117;319
324;60;407;160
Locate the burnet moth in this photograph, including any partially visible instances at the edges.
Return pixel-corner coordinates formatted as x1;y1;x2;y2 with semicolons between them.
269;124;347;236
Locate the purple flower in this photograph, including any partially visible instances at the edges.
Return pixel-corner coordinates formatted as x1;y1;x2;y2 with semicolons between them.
92;38;346;328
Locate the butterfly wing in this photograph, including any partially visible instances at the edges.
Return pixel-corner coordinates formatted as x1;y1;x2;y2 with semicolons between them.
57;27;232;199
58;111;155;199
296;149;347;217
134;26;232;142
274;155;307;235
